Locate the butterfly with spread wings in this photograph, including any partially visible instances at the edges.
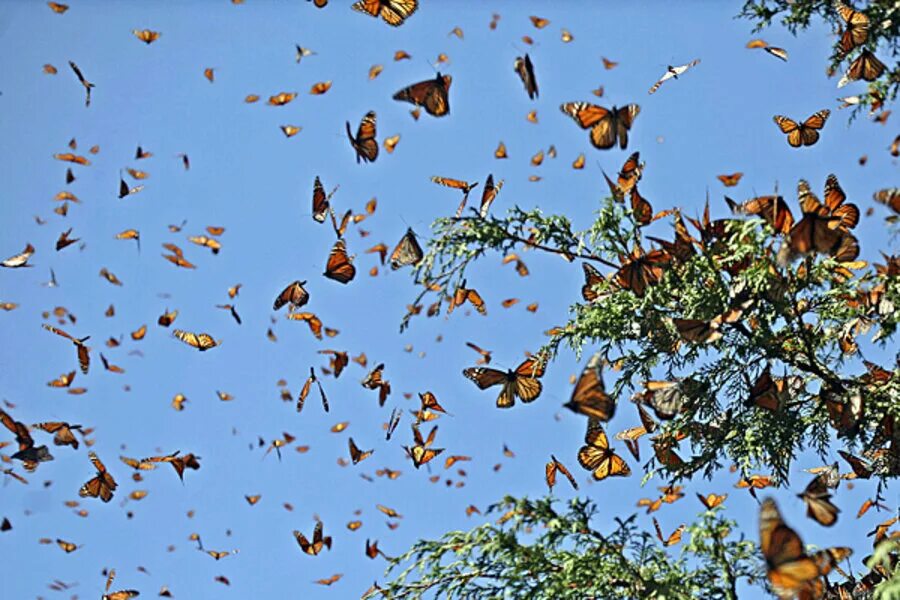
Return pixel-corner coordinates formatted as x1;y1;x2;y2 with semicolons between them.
352;0;418;27
80;451;117;502
648;59;700;94
346;111;378;163
545;454;578;491
42;324;91;373
102;569;139;600
172;329;219;351
390;228;424;270
33;422;82;449
393;73;451;117
835;1;869;56
1;408;54;471
560;102;640;150
773;110;830;147
514;54;538;99
759;498;850;599
294;521;332;555
726;195;794;235
789;175;860;262
578;418;631;480
463;354;546;408
564;353;616;421
798;472;840;527
67;61;94;107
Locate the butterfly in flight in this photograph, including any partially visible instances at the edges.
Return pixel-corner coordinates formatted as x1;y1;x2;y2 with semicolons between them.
346;111;378;163
463;354;546;408
514;54;538;99
390;228;424;270
648;59;700;94
67;61;94;107
393;73;451;117
560;102;640;150
772;110;829;147
79;451;117;502
351;0;418;27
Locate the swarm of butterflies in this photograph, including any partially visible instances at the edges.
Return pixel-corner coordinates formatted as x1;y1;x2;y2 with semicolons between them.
2;1;899;599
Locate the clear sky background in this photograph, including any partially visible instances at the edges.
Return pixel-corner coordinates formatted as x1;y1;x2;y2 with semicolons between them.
0;1;896;598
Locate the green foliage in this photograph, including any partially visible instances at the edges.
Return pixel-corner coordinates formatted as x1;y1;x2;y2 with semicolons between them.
364;496;762;600
738;0;900;115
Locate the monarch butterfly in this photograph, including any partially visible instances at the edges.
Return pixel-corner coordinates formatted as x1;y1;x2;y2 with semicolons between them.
846;49;885;82
873;188;900;214
157;308;178;327
773;110;830;147
273;280;309;311
315;574;343;586
48;2;68;13
323;239;356;284
1;243;35;268
294;521;332;555
448;280;487;315
268;92;297;106
99;353;125;374
348;437;373;464
653;518;685;546
462;353;546;408
346;111;378;163
798;473;840;527
103;569;139;600
564;353;616;421
630;186;655;225
726;195;794;235
352;0;418;27
390;228;424;270
716;172;743;187
479;174;503;217
514;54;538;99
393;73;451;117
42;324;91;373
637;380;685;420
760;498;839;599
132;29;161;44
172;329;219;351
404;424;444;468
578;418;631;480
835;1;869;55
545;454;578;491
789;177;860;262
580;262;605;302
56;538;79;554
286;312;323;339
46;371;76;388
697;492;727;509
614;246;672;297
67;61;94;107
80;452;117;502
648;59;700;94
560;102;641;150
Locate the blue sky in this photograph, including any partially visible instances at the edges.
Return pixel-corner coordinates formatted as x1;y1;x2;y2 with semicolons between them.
0;1;897;598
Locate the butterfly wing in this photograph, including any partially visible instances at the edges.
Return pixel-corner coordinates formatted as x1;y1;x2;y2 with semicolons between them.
566;353;616;421
390;228;424;270
324;240;356;284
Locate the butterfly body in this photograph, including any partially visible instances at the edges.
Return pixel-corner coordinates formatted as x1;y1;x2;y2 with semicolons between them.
560;102;640;150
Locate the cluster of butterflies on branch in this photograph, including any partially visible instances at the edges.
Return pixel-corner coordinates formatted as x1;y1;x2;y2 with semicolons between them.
2;1;899;599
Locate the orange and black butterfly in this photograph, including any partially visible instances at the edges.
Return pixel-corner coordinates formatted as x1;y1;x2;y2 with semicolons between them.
346;111;378;163
697;492;727;509
172;329;219;351
726;195;794;235
42;324;91;373
404;424;444;468
308;0;328;7
798;473;840;527
580;262;606;302
873;188;900;215
323;239;356;284
514;54;538;100
448;280;486;315
845;49;885;82
564;353;616;421
479;174;503;218
390;228;423;270
545;454;578;491
351;0;418;27
67;60;94;107
578;418;631;480
294;521;332;555
773;110;830;147
560;102;640;150
614;246;672;297
463;353;546;408
132;29;161;44
33;422;81;449
80;452;117;502
653;518;685;547
835;1;869;56
273;280;310;311
393;73;451;117
312;176;339;223
789;176;860;262
348;437;373;464
103;569;139;600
